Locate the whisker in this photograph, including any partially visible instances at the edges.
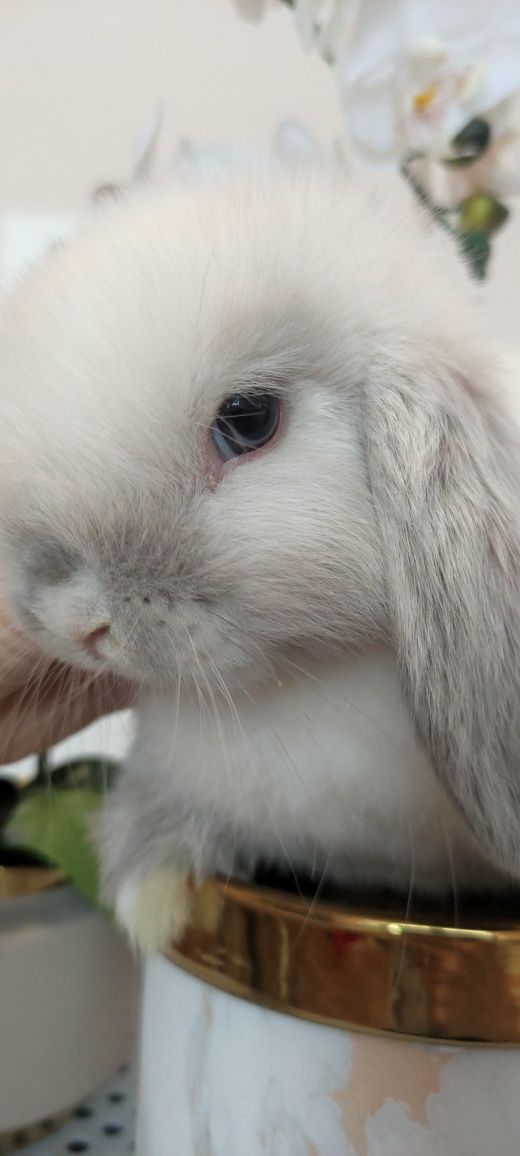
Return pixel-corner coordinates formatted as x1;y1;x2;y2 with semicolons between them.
391;817;416;1001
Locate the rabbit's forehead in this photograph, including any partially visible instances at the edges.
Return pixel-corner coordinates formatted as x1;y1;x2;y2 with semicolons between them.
7;223;335;428
0;172;472;479
0;217;328;532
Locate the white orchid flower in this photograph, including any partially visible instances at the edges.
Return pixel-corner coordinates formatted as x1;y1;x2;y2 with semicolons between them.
334;0;520;168
469;103;520;196
231;0;274;21
166;122;322;186
232;0;348;58
273;119;323;165
287;0;350;61
170;139;269;183
132;106;164;183
491;127;520;195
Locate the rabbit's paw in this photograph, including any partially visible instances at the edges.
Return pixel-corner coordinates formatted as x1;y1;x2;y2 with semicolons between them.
114;863;191;956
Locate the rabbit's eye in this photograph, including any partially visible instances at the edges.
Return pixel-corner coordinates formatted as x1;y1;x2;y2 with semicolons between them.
211;393;280;461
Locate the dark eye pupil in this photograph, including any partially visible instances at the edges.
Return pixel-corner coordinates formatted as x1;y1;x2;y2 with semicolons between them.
212;393;280;460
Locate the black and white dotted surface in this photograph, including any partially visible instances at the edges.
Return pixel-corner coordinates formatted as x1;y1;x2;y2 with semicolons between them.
7;1065;135;1156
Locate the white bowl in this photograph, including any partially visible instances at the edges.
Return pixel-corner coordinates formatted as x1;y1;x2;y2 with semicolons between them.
0;880;140;1135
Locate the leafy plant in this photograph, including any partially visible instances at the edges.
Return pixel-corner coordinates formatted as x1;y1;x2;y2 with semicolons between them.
0;755;119;906
234;2;519;280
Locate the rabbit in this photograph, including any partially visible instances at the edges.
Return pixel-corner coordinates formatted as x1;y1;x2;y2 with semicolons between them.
0;167;518;954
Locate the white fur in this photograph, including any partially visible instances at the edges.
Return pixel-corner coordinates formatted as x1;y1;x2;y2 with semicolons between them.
0;168;517;953
115;868;191;957
112;647;505;953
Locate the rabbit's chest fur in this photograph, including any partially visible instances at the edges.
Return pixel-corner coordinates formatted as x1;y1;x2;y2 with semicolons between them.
128;648;500;895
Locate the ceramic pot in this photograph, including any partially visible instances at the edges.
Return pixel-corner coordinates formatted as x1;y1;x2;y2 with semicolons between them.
138;878;520;1156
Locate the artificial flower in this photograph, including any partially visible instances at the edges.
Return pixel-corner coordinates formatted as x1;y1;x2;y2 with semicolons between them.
334;0;520;168
292;0;348;59
231;0;274;21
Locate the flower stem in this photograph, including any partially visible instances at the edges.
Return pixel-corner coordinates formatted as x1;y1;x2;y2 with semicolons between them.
400;155;489;280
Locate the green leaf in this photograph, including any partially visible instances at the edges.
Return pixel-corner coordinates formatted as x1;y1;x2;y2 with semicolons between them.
6;788;103;906
457;229;491;280
400;157;493;281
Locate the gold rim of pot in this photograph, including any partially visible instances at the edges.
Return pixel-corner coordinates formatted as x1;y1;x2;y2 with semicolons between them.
166;877;520;1046
0;864;65;900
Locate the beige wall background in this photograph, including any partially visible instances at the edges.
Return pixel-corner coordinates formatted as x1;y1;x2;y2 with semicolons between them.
0;0;518;340
0;0;343;210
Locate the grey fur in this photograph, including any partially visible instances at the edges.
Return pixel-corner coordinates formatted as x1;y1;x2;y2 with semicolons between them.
98;775;242;904
365;355;520;870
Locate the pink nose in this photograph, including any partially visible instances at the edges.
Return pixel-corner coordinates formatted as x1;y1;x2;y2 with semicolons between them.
79;623;111;653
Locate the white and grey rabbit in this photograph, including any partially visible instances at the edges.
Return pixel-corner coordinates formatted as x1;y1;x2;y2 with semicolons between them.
0;168;518;953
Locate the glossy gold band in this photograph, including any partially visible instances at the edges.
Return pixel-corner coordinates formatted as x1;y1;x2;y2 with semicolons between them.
0;865;64;900
167;878;520;1046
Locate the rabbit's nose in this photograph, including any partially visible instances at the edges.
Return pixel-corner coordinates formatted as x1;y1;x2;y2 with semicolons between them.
78;622;111;656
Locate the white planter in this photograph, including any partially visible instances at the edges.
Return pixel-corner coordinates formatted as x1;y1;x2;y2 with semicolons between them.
0;880;140;1135
137;879;520;1156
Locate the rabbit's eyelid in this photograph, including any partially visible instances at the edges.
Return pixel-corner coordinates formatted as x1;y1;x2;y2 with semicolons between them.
222;381;289;401
228;359;300;393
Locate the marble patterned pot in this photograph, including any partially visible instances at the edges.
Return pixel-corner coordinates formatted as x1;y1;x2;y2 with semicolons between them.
137;878;520;1156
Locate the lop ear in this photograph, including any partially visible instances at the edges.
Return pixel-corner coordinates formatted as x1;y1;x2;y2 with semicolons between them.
364;351;520;874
